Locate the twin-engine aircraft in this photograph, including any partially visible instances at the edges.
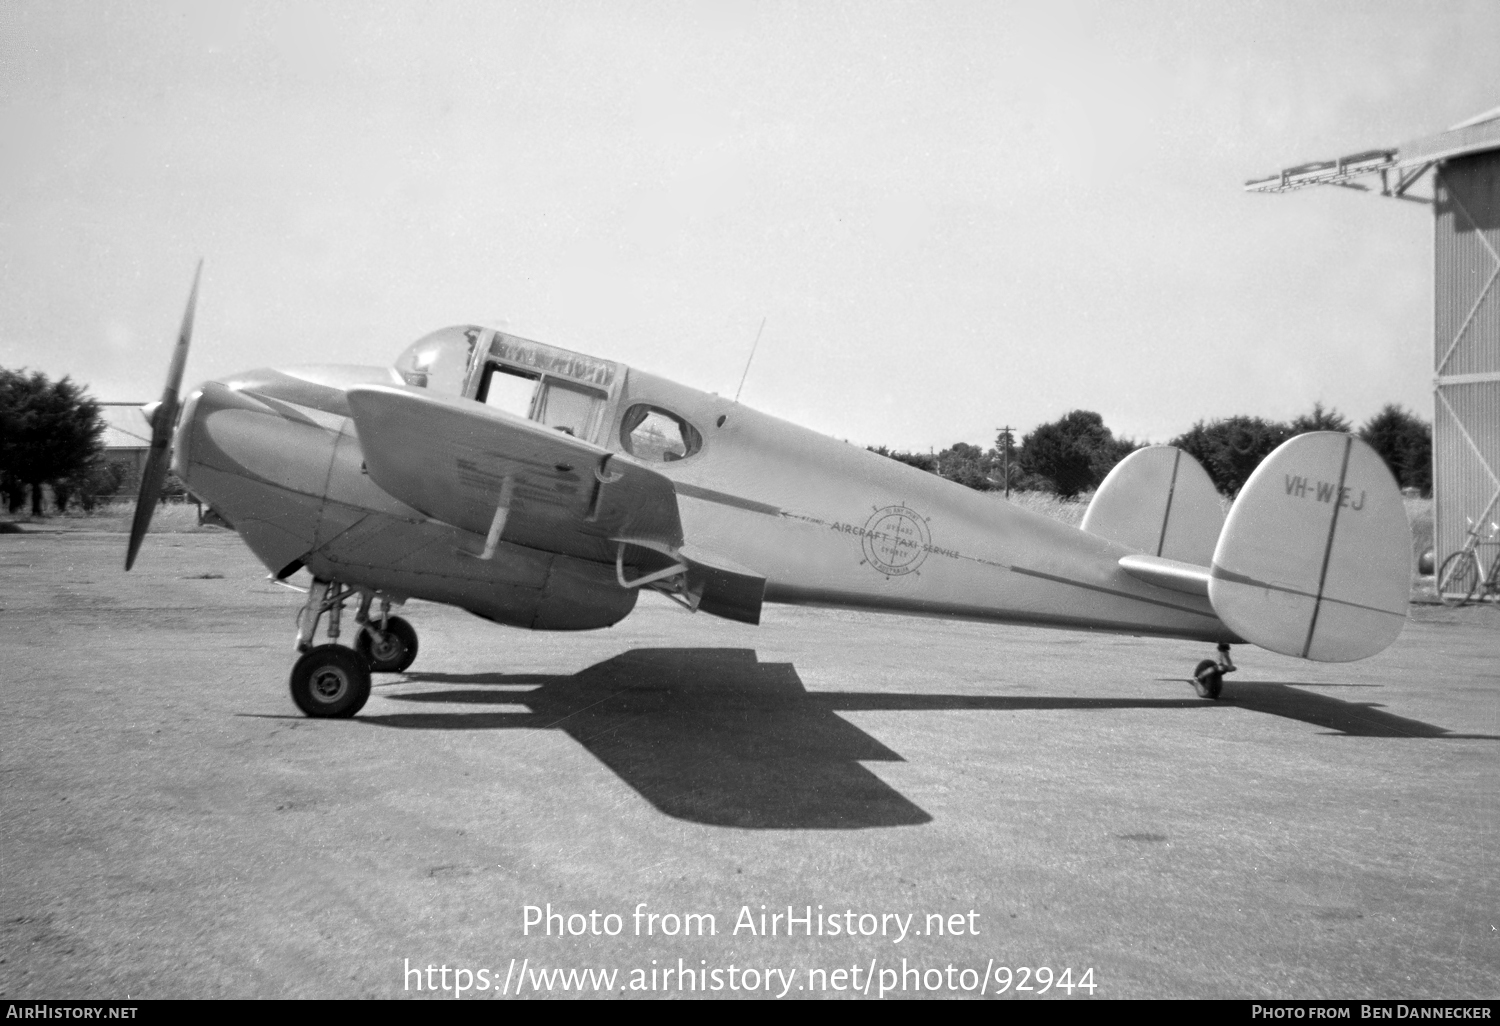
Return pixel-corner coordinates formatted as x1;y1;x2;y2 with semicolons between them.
126;267;1411;717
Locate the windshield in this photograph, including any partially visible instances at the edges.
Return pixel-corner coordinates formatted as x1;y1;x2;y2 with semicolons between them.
393;326;480;395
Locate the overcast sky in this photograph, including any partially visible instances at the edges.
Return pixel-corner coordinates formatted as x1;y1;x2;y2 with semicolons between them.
2;1;1496;450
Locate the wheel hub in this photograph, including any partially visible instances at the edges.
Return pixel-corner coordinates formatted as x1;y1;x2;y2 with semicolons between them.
310;667;349;702
369;632;402;662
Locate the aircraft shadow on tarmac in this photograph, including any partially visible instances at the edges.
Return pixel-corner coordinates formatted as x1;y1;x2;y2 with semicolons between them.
365;648;933;830
352;647;1496;830
1208;681;1500;740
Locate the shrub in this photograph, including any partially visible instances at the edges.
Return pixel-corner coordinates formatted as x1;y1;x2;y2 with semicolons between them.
1171;416;1292;496
1018;411;1139;499
1360;405;1431;495
868;445;937;474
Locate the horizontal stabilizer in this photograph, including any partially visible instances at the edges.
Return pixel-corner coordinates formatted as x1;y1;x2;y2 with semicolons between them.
1118;553;1211;596
1209;432;1408;662
1082;446;1224;565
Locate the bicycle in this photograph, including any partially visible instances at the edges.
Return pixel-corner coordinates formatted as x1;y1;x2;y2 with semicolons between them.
1437;514;1500;607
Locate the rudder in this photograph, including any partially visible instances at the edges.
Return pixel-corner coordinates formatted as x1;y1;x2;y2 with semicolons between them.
1209;432;1408;662
1082;445;1224;565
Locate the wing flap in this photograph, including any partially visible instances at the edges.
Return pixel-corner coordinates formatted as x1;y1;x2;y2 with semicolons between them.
680;543;766;625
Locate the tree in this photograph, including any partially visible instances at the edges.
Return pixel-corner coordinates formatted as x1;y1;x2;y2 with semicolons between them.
936;441;994;491
868;445;937;474
1290;401;1351;435
1360;404;1431;495
1;471;24;514
0;368;106;516
1018;410;1139;498
1171;415;1291;496
58;459;127;513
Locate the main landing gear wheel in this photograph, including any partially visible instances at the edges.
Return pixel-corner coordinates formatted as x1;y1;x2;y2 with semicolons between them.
1192;659;1224;700
354;615;418;673
290;644;371;718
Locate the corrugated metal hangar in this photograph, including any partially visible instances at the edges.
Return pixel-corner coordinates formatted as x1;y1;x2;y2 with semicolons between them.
1248;105;1500;576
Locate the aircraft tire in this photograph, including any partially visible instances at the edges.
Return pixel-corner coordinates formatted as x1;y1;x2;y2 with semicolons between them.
1192;659;1223;700
290;644;371;718
354;616;419;673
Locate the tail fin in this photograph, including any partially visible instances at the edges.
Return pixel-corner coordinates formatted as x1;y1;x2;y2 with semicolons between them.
1083;445;1224;565
1209;432;1409;662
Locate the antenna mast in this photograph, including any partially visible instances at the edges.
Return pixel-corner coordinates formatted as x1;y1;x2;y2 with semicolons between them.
734;317;767;404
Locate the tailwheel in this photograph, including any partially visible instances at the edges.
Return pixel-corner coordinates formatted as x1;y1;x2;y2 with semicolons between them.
290;644;371;718
1192;643;1235;700
354;615;419;673
1192;659;1223;700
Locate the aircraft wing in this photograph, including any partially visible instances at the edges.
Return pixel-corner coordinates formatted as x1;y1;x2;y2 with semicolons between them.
346;384;683;561
344;385;765;623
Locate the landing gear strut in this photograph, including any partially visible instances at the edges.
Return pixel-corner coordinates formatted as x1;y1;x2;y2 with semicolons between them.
1192;643;1235;700
289;580;418;717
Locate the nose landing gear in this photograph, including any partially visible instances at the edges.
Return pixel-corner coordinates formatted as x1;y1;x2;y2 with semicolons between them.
289;580;419;717
1192;643;1235;700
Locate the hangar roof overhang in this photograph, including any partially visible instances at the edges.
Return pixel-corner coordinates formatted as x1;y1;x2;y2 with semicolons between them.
1244;104;1500;202
100;403;151;450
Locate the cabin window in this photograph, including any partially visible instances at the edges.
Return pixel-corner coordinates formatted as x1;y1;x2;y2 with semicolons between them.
620;405;702;462
535;380;606;440
480;365;539;419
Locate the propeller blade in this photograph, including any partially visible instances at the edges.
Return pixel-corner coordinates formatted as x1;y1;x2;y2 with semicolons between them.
125;260;202;571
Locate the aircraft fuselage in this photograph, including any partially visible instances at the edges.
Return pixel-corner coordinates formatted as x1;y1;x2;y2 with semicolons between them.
173;326;1235;645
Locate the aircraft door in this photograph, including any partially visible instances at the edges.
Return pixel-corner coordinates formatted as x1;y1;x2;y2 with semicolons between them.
466;330;621;446
479;364;540;419
477;362;608;443
535;380;605;440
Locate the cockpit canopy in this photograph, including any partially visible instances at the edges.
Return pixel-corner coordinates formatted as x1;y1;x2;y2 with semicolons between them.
393;326;476;396
392;325;707;463
393;325;624;448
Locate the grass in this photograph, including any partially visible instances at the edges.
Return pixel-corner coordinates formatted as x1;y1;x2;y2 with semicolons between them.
0;500;219;533
992;489;1094;528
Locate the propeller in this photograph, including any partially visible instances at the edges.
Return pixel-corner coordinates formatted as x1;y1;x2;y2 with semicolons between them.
125;260;202;571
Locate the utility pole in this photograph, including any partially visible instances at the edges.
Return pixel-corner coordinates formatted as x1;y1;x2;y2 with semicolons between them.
996;426;1015;499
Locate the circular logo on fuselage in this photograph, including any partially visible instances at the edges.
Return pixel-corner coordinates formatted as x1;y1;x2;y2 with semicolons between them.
862;506;930;576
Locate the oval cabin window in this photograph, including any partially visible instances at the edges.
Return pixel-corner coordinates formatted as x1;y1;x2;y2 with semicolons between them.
620;405;702;462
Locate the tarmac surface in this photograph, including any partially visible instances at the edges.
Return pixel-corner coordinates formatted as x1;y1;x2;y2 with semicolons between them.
2;528;1496;1000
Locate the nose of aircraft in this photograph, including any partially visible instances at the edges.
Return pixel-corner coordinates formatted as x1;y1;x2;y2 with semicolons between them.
170;388;202;480
174;377;340;577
